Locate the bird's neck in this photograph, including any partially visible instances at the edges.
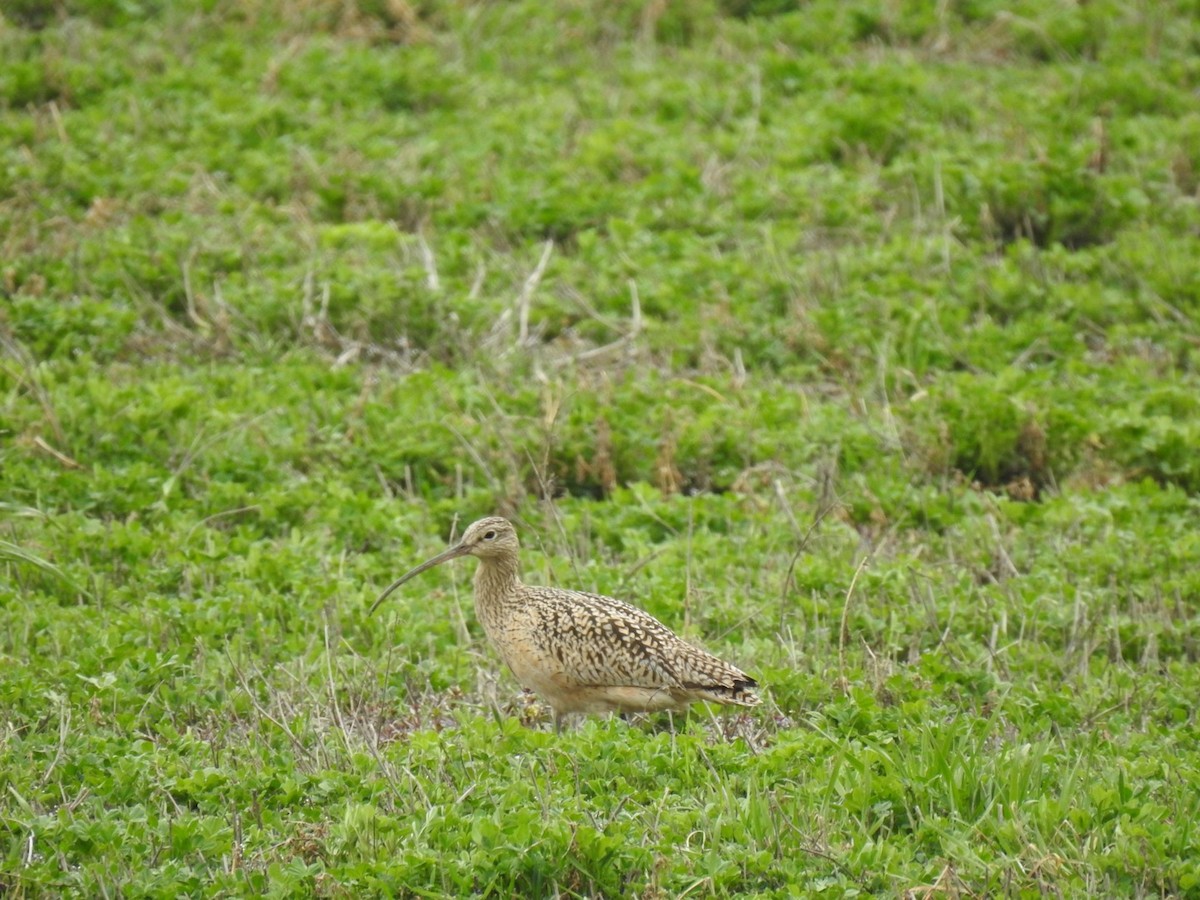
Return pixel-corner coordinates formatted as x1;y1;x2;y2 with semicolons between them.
473;555;521;607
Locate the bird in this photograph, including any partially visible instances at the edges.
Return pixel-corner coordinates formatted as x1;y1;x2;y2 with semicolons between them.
370;516;761;732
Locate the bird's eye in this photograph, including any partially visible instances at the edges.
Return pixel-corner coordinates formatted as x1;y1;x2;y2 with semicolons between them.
484;530;497;541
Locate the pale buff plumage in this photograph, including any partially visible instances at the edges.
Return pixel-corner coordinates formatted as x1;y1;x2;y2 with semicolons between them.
371;517;761;731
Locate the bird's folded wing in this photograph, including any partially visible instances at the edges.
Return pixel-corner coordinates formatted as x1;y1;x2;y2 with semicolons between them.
537;590;742;691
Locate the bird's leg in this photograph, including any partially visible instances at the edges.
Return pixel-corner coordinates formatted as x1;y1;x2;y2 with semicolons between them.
554;711;564;735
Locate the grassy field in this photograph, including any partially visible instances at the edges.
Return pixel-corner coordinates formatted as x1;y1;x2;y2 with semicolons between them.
3;0;1200;895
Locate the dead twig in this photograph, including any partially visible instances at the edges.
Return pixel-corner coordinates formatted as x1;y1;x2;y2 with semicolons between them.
517;240;554;346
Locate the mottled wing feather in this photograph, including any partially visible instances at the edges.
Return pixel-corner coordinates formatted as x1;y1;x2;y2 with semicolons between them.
525;588;754;694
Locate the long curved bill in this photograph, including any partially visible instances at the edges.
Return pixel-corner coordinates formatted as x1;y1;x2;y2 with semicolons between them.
369;543;470;615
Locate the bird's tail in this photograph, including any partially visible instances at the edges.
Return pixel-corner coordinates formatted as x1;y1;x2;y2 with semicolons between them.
688;676;761;707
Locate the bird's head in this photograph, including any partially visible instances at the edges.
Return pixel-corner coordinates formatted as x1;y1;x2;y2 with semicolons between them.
458;516;519;560
369;516;519;614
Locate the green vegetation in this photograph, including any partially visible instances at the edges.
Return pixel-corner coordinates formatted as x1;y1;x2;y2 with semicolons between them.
3;0;1199;895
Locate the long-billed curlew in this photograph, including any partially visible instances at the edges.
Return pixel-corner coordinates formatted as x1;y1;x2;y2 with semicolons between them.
370;517;761;732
